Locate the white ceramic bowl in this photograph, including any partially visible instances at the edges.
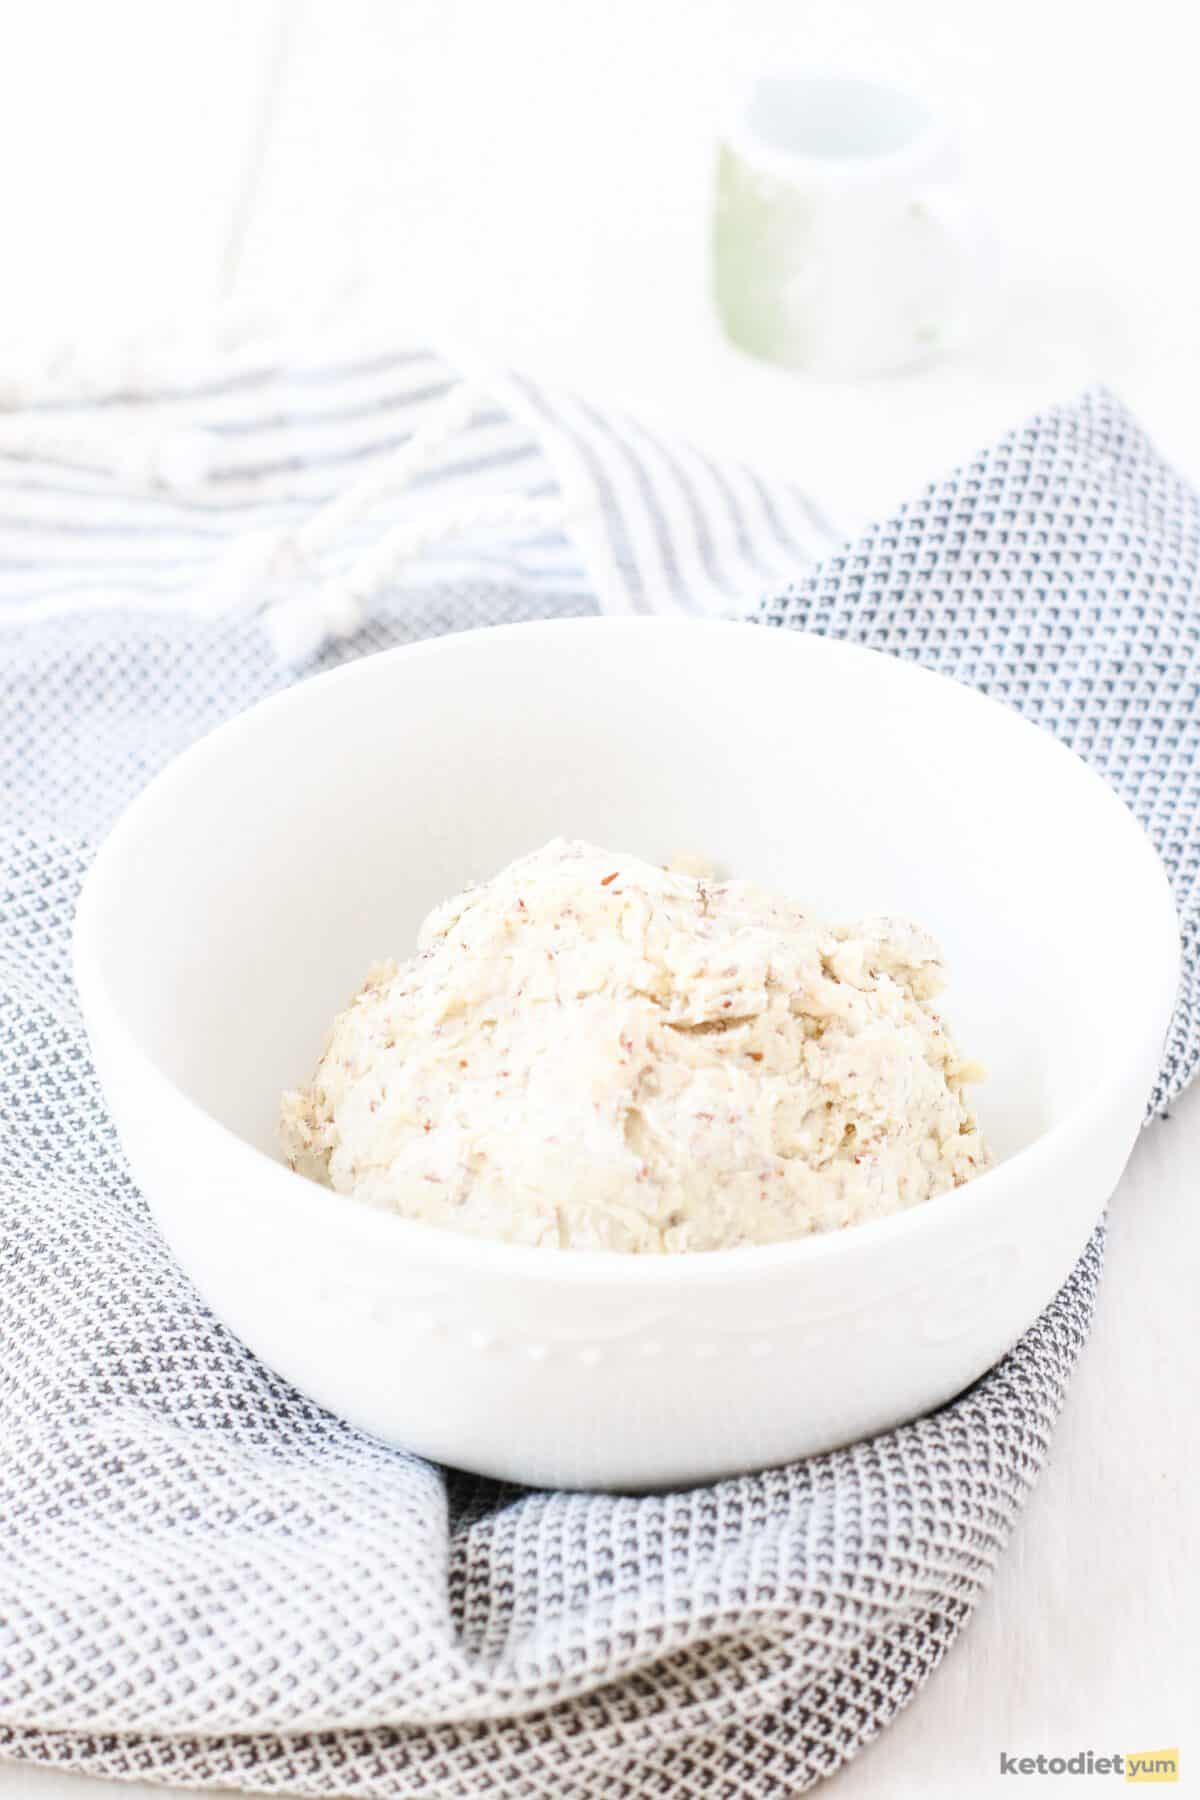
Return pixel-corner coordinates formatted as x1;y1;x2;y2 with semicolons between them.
74;618;1179;1490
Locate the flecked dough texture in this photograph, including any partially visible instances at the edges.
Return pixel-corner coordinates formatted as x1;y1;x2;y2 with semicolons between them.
281;840;991;1252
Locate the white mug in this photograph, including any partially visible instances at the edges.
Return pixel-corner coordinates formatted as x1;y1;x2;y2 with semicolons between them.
714;72;973;378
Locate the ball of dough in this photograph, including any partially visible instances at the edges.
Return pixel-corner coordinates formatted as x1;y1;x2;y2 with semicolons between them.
281;839;990;1252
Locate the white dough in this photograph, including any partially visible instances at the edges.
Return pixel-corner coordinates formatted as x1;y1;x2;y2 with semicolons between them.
281;839;991;1252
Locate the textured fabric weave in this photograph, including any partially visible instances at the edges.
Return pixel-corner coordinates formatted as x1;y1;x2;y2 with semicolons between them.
0;377;1190;1796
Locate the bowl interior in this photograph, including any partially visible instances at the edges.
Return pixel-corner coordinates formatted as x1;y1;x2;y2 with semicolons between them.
80;619;1176;1183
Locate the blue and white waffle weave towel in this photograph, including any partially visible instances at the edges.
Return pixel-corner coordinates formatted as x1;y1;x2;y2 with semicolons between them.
0;349;1194;1798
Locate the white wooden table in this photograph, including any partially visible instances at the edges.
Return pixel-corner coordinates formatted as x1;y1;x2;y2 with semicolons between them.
2;3;1197;1793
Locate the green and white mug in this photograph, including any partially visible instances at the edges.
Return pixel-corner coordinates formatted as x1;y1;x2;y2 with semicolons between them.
714;72;973;378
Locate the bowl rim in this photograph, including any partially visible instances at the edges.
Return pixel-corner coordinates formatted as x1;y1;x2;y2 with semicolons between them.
73;615;1183;1287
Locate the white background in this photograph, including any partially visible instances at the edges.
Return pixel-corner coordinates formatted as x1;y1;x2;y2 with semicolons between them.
1;2;1197;1795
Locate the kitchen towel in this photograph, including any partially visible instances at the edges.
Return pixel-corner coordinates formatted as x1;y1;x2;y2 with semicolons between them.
0;355;1192;1797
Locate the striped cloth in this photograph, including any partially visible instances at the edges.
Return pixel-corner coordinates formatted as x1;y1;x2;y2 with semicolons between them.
0;350;1190;1799
0;340;836;630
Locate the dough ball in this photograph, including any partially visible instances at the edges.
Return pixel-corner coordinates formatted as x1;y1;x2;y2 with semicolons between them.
281;839;990;1252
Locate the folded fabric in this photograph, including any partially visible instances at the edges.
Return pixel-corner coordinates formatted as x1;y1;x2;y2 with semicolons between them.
0;358;1192;1798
